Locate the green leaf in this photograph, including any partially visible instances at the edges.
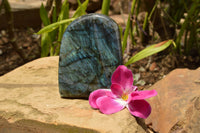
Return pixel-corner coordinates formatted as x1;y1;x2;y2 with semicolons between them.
41;33;51;57
125;40;175;66
148;0;158;21
58;0;69;35
77;0;82;6
54;0;70;55
40;3;50;26
52;6;57;23
122;0;137;54
101;0;111;15
142;12;148;31
58;0;69;21
50;5;58;43
37;18;75;34
72;0;89;18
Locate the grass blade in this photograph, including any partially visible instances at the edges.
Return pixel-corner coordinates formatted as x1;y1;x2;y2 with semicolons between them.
40;3;50;26
55;0;70;55
122;0;137;54
101;0;111;15
37;18;75;34
58;0;69;21
125;40;175;66
72;0;89;18
41;33;51;57
52;5;57;23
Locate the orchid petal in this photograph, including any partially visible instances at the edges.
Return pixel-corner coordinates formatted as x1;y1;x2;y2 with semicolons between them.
89;89;111;109
132;85;138;91
111;83;124;97
96;96;125;114
131;90;157;100
111;65;133;90
128;99;151;119
126;85;138;94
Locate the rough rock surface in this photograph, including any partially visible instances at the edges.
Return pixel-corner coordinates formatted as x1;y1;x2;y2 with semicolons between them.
145;67;200;133
0;56;145;133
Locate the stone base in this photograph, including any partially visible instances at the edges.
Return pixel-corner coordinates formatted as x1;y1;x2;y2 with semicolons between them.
146;67;200;133
0;57;145;133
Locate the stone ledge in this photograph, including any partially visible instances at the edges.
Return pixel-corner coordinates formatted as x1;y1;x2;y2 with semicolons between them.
0;0;128;29
0;56;145;133
0;0;45;29
0;117;98;133
8;0;45;11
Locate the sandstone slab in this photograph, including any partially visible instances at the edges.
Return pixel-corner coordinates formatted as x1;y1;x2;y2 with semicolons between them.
0;56;145;133
145;67;200;133
169;95;200;133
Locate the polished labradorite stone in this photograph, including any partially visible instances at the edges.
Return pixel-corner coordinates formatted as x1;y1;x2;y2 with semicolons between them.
59;13;122;98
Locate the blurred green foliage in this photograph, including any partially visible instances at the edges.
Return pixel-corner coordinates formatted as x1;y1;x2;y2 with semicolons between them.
138;0;200;56
170;0;200;56
39;0;88;57
37;0;176;66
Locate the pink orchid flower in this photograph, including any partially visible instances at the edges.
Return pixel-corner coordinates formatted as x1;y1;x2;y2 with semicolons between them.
89;65;157;119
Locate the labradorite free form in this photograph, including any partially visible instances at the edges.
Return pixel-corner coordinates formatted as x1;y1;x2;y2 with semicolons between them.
59;14;122;98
